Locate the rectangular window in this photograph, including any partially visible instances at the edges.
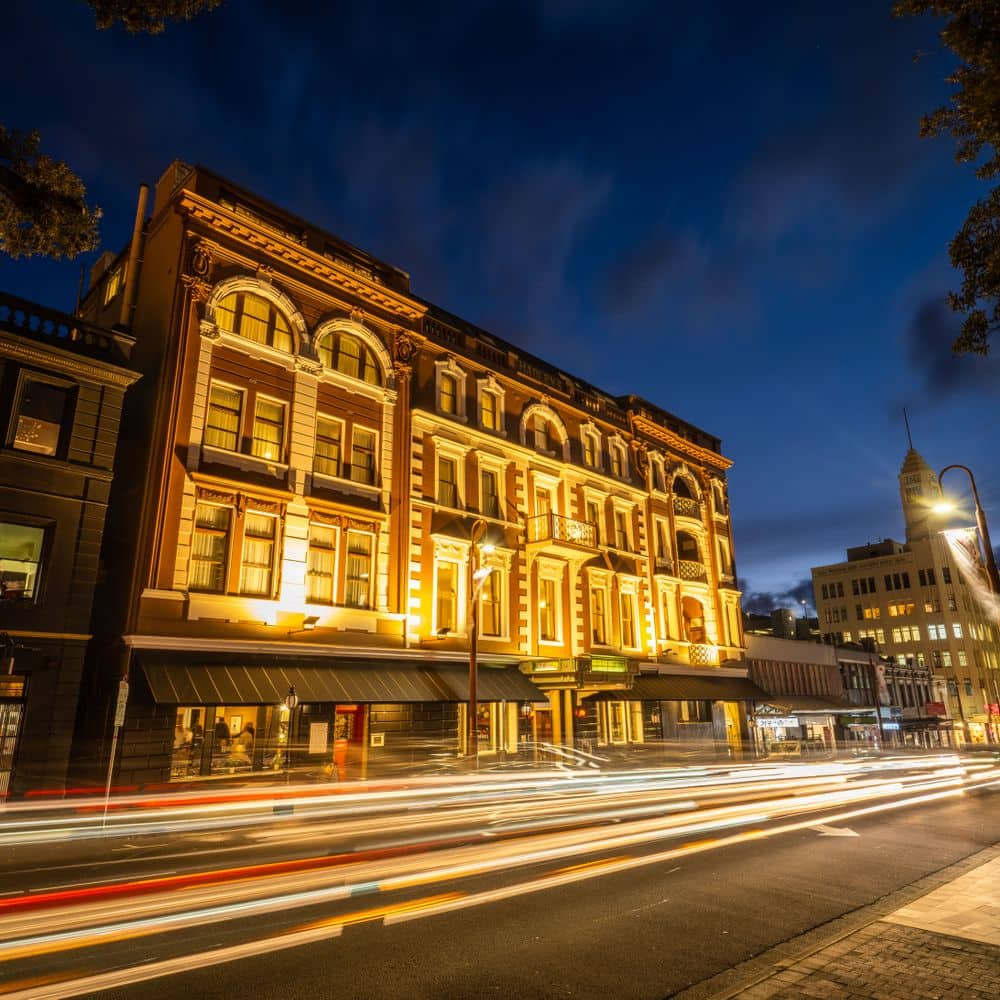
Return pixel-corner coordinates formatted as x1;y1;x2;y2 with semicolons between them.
205;384;242;452
958;650;968;667
314;416;342;477
655;519;669;558
941;651;953;667
591;587;607;644
344;531;372;608
610;446;624;478
306;523;336;604
0;521;46;601
436;561;458;633
13;377;73;456
480;570;501;637
586;500;601;543
103;263;125;304
620;592;637;648
680;701;712;723
438;456;458;508
480;469;499;518
190;503;231;592
539;578;558;642
963;679;973;697
240;293;271;345
251;398;285;462
942;566;951;584
951;623;963;639
239;512;276;596
481;391;498;430
583;433;597;467
614;510;629;550
439;373;457;414
350;427;377;485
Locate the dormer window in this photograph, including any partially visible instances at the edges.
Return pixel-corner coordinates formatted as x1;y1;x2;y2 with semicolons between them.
609;439;627;478
440;372;458;415
581;424;602;470
318;333;382;385
481;390;498;429
476;375;505;432
216;291;293;353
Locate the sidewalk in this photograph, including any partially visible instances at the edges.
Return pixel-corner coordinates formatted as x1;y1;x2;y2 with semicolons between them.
677;845;1000;1000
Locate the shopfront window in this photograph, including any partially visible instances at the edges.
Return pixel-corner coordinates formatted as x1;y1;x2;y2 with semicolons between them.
0;521;46;601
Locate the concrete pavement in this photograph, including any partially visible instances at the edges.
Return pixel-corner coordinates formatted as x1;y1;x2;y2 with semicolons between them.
677;845;1000;1000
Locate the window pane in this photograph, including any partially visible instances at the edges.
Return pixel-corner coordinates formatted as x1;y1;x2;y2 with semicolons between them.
437;562;457;632
480;470;499;518
591;588;606;644
239;293;270;345
350;428;376;484
480;570;501;636
191;504;231;592
239;513;275;596
215;292;238;334
337;336;361;379
252;399;284;461
272;311;292;353
317;336;334;369
14;380;71;456
621;593;636;647
315;416;342;477
440;373;457;414
439;457;457;507
540;578;557;641
205;384;242;451
481;391;497;430
306;524;336;604
345;532;372;608
0;522;45;600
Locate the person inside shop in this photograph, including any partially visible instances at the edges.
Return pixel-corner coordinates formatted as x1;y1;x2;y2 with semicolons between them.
214;715;230;750
235;722;255;753
173;719;191;749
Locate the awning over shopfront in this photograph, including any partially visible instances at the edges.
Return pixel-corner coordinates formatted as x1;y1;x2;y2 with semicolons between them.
590;674;769;702
137;653;548;706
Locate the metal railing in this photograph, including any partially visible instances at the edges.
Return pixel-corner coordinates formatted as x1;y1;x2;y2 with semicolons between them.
673;495;702;519
527;512;597;548
678;559;708;582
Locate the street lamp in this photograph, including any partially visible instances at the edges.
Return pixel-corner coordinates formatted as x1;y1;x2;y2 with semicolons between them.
467;518;494;764
935;464;1000;593
935;464;1000;743
283;685;298;784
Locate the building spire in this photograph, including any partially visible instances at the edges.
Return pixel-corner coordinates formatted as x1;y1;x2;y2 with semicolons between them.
903;407;913;450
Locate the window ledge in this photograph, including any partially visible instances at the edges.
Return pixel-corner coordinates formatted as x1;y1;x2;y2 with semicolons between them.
310;471;381;498
201;444;289;478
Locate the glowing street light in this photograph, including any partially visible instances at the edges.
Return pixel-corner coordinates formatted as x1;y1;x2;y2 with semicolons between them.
935;465;1000;594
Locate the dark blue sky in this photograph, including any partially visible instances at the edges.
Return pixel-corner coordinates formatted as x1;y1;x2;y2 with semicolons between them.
4;0;999;611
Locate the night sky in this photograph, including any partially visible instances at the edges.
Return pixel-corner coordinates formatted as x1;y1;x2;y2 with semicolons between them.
4;0;999;612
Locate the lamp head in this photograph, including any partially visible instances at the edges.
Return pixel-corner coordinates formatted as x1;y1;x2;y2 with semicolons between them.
932;501;955;515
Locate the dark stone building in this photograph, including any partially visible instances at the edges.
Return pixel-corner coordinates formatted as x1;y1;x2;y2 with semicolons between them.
0;292;139;794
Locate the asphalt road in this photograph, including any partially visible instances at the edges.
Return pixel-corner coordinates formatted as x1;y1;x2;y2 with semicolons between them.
83;787;998;1000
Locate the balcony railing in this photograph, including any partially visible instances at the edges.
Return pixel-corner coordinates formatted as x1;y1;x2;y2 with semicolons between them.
673;495;702;519
527;512;597;548
688;643;719;666
653;556;674;575
678;559;708;582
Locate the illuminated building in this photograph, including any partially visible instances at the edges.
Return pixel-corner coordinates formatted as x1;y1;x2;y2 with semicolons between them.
78;162;749;783
812;449;1000;745
0;292;139;793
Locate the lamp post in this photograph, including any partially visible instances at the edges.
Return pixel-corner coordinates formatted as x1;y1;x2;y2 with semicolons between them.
467;518;493;764
283;685;299;785
936;464;1000;744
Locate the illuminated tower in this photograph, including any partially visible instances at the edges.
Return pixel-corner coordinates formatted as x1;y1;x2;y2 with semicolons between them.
899;448;943;543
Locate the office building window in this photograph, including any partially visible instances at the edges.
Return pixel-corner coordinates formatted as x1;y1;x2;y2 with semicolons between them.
12;376;73;457
620;592;637;648
350;427;377;485
480;569;502;637
344;531;373;608
439;372;458;415
205;383;242;452
314;416;342;477
251;398;285;462
539;577;558;642
215;290;292;353
190;504;231;593
306;524;336;604
614;510;629;550
436;561;458;633
591;587;608;644
438;456;458;508
609;442;625;478
480;469;500;518
239;513;276;596
0;521;46;601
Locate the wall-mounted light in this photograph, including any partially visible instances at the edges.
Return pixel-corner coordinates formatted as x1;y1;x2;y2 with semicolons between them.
288;615;320;637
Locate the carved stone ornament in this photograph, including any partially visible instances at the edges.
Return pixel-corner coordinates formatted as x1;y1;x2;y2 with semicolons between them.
256;264;275;285
182;273;212;304
394;332;416;364
350;307;366;326
196;487;237;506
633;443;650;477
191;244;214;278
246;496;283;516
308;509;343;528
346;517;375;533
295;354;323;376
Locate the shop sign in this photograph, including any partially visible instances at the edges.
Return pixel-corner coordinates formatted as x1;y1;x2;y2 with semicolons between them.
308;722;329;754
755;716;798;728
988;704;1000;717
882;722;900;731
925;702;947;717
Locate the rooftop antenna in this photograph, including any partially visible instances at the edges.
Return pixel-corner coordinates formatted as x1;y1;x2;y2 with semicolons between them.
902;407;913;450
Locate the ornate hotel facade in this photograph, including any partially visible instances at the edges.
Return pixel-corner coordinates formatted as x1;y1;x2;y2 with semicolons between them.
80;162;752;784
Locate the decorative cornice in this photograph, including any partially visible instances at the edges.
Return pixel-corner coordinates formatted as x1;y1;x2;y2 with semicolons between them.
0;333;139;388
177;193;427;322
630;414;732;471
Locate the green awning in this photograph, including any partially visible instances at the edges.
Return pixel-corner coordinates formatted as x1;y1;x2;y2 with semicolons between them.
591;673;769;702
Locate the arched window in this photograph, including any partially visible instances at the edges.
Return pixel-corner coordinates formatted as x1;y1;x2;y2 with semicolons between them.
676;530;701;563
440;372;458;415
215;291;293;353
317;332;383;385
673;476;694;500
